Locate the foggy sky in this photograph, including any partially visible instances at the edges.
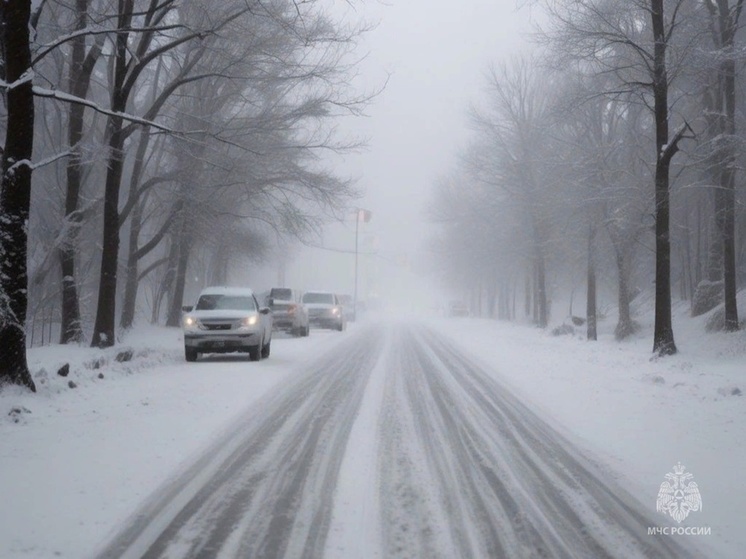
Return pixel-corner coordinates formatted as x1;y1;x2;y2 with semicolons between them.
253;1;535;308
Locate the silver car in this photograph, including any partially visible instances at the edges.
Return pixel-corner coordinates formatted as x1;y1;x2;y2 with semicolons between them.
182;287;272;362
302;291;346;331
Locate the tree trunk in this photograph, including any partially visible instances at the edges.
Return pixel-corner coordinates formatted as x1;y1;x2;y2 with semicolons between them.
90;117;126;347
120;127;157;330
719;9;740;331
166;234;193;327
682;204;694;304
120;195;145;330
614;243;637;340
695;200;703;288
120;56;167;330
0;0;37;391
586;226;597;341
90;3;133;347
511;279;518;324
532;261;539;325
121;195;180;329
721;176;739;330
651;0;677;355
152;239;179;324
535;253;547;328
477;282;483;317
705;192;724;283
59;0;100;344
697;0;741;329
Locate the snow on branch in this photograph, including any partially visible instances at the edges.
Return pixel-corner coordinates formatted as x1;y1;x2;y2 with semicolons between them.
0;71;35;91
660;121;695;165
5;150;73;176
31;24;189;66
30;87;176;134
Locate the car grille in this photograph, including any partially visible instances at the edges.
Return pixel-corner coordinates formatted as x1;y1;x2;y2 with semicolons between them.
202;322;234;331
309;308;334;319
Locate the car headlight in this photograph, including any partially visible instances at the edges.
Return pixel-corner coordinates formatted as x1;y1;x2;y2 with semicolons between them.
184;316;198;328
332;307;340;315
241;315;258;327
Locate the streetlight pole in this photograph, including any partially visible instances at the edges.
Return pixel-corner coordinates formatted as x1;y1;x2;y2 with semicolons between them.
354;210;360;322
353;208;371;322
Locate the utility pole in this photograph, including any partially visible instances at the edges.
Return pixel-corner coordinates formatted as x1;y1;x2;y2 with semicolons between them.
353;208;371;321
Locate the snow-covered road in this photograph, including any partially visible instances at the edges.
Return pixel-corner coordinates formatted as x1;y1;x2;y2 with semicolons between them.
92;323;700;559
95;329;383;559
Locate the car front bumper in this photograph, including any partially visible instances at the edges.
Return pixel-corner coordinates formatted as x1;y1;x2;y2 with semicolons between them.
309;317;342;329
184;331;262;352
271;312;301;331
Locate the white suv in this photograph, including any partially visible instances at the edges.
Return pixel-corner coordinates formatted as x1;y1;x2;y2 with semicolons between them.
182;287;272;362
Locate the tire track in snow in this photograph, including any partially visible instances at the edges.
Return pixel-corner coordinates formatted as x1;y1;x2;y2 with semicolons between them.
94;325;384;559
378;324;700;559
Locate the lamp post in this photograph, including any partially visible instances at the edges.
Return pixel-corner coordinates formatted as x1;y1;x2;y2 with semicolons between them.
354;208;371;321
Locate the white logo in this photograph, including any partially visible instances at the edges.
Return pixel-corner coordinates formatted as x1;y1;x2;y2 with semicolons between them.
656;463;702;523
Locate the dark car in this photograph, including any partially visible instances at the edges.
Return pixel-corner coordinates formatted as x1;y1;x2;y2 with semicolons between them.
267;287;310;337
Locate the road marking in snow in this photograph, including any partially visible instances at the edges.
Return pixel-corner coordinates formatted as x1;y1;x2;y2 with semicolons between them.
323;330;390;559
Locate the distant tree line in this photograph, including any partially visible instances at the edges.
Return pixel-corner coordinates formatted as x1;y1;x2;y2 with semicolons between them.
0;0;369;390
428;0;744;354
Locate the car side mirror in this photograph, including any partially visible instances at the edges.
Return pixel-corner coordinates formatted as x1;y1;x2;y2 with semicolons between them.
260;307;271;315
182;305;193;312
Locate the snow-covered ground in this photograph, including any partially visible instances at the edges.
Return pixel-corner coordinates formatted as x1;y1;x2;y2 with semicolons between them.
1;302;743;558
433;305;745;559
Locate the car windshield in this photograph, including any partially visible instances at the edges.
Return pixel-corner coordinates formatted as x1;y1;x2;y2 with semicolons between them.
302;292;334;304
195;294;256;311
270;288;292;301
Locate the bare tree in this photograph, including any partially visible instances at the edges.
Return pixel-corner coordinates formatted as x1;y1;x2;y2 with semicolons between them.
59;0;103;343
540;0;697;354
90;0;368;344
90;0;213;347
701;0;742;331
469;58;558;327
0;0;39;390
553;72;653;339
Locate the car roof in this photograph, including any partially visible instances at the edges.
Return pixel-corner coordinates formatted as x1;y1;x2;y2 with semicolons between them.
198;286;255;297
